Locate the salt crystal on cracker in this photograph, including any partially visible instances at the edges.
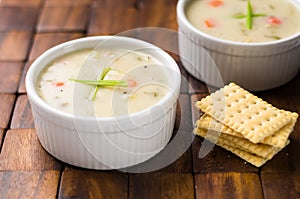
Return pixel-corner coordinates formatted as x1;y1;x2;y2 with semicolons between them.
196;83;293;143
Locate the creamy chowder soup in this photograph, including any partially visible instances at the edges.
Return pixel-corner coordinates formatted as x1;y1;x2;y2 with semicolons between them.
37;49;170;117
186;0;300;43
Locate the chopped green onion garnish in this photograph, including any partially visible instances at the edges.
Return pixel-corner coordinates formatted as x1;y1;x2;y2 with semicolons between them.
69;78;128;87
246;0;253;30
90;67;111;101
233;0;266;30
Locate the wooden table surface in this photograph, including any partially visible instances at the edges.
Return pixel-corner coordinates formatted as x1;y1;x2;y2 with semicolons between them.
0;0;299;198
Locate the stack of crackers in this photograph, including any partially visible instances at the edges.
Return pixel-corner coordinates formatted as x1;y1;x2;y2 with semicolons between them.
193;83;298;167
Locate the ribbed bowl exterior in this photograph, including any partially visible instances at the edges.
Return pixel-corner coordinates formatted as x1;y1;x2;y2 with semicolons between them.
30;97;177;170
177;0;300;91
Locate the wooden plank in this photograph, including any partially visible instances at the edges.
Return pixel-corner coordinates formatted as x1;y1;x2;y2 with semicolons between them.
258;92;300;172
88;6;138;35
137;5;177;30
192;137;258;173
195;172;264;199
0;94;15;129
59;169;128;199
0;129;4;148
129;173;194;199
178;62;190;94
18;61;33;93
0;0;43;7
10;95;34;129
0;62;24;93
124;131;192;173
0;170;60;199
92;0;136;8
261;171;300;199
0;7;38;31
44;0;92;6
135;0;178;8
0;31;32;61
0;129;62;171
175;94;193;132
28;33;84;61
37;5;90;32
188;76;210;94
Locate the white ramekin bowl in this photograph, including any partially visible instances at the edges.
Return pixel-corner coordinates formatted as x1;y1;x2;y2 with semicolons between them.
177;0;300;91
26;36;181;170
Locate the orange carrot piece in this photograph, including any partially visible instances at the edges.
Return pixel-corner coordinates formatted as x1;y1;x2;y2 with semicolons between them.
54;82;65;87
127;80;137;87
209;0;223;7
267;16;282;25
204;19;216;28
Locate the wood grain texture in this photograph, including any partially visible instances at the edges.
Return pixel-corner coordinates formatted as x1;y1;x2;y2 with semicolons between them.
179;62;190;94
0;129;62;171
175;94;193;132
0;31;32;61
137;5;177;30
92;0;136;8
10;95;34;129
0;129;4;148
18;61;33;93
28;33;84;61
195;172;264;199
192;137;258;173
0;62;23;93
37;5;90;32
59;170;128;199
0;94;16;129
88;6;139;35
188;76;210;94
129;173;194;199
0;7;38;31
124;130;193;173
0;0;43;7
261;171;300;199
44;0;92;6
0;170;60;199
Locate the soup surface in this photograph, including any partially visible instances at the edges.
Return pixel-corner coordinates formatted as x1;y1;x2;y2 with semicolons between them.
186;0;300;43
37;49;170;117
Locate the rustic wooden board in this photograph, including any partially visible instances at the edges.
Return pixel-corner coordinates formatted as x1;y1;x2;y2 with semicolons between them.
0;62;24;93
88;6;139;35
0;31;32;61
37;5;90;32
0;170;60;199
0;7;38;31
0;0;43;7
0;129;62;171
129;173;194;199
28;33;84;61
44;0;92;6
18;61;33;93
10;95;34;129
175;94;193;132
195;172;264;199
0;0;299;198
59;169;128;199
261;171;300;199
0;94;16;129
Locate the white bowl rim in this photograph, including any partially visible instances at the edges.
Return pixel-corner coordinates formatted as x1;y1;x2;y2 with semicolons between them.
177;0;300;47
26;36;181;123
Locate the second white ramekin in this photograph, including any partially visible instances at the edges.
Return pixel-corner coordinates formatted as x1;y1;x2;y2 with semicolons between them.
177;0;300;91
